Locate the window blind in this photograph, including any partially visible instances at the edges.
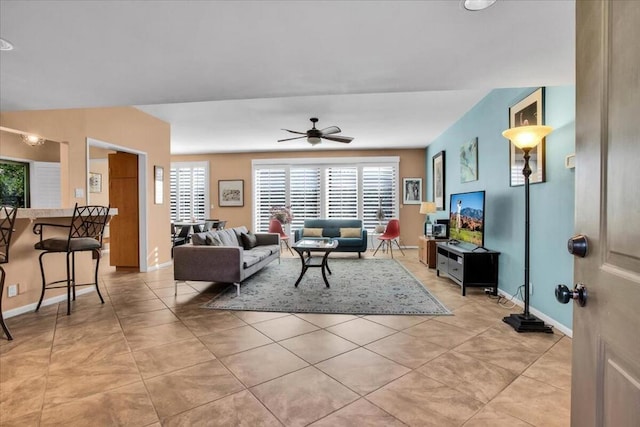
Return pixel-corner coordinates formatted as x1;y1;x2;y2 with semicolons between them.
253;157;399;232
290;167;321;229
170;162;208;222
326;167;358;219
254;168;286;232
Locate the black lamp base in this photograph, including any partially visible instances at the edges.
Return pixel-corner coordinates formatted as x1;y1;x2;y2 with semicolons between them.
503;313;553;333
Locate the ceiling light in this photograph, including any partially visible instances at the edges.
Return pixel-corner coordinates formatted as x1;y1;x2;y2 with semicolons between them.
0;38;14;51
307;136;322;145
462;0;497;11
21;134;46;146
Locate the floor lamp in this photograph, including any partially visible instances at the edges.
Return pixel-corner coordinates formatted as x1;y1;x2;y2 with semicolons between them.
420;202;437;236
502;125;554;333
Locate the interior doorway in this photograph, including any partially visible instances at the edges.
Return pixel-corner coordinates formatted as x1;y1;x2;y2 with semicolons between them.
86;138;149;272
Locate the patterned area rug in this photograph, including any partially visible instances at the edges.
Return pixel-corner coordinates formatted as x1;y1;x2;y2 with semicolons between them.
203;258;451;315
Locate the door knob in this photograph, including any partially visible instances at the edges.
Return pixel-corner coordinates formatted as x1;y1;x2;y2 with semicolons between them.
555;283;587;307
567;235;588;257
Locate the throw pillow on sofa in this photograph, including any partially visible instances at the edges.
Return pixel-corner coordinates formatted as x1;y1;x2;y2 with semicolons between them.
340;228;361;238
240;231;258;249
303;228;324;237
205;233;223;246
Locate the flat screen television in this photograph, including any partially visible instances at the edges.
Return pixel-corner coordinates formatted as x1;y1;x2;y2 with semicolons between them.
449;190;485;247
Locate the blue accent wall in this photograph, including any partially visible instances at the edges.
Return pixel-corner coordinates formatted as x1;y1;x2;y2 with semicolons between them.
426;86;575;330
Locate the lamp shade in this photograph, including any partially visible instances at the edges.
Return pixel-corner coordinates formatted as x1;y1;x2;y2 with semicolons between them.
502;125;553;149
419;202;437;214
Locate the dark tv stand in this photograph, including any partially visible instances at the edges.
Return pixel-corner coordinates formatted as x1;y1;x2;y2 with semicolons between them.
436;242;500;296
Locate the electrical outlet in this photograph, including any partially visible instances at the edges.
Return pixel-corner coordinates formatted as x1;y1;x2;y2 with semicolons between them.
7;283;18;298
529;282;533;295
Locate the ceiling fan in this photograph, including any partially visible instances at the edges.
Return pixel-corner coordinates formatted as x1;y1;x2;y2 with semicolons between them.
278;117;354;145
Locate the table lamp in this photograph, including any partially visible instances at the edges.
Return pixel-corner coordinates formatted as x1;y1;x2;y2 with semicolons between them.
420;202;437;236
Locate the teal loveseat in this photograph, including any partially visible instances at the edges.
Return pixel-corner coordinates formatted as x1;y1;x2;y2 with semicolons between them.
294;219;367;258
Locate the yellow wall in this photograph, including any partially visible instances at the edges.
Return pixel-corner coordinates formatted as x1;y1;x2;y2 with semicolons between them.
172;148;427;246
0;107;171;311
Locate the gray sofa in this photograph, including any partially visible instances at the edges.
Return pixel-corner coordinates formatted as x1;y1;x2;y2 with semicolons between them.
294;219;367;257
173;226;280;295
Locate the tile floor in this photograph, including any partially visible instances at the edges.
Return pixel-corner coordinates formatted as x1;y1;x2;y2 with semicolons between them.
0;250;571;426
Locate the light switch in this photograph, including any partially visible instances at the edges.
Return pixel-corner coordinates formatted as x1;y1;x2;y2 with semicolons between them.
75;188;84;198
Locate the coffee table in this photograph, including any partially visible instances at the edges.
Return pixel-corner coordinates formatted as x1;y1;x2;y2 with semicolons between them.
292;239;339;288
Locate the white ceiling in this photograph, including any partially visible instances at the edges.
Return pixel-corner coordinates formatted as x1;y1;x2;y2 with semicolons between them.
0;1;575;154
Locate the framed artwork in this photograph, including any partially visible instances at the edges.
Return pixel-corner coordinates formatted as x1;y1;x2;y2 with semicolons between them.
402;178;422;205
432;150;446;210
219;179;244;207
154;165;164;205
89;172;102;193
460;137;478;183
509;88;545;186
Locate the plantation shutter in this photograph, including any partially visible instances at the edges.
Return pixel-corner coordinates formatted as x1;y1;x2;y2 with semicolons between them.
170;162;208;222
254;168;286;232
362;165;397;230
326;167;358;218
289;167;321;229
31;162;61;208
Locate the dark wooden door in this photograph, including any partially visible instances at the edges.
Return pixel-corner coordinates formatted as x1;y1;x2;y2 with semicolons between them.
108;152;139;268
573;1;640;425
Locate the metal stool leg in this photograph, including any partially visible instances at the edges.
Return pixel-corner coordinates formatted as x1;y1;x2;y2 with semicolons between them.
93;249;105;304
66;252;72;315
35;252;48;312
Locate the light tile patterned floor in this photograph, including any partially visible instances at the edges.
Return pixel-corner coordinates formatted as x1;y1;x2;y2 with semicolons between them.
0;250;571;426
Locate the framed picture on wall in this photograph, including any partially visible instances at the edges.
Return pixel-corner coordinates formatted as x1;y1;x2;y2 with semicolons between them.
432;150;446;210
219;179;244;207
509;88;546;186
154;165;163;204
460;137;478;183
402;178;422;205
89;172;102;193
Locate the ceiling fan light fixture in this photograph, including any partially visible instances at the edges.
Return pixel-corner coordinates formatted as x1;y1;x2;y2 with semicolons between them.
307;136;322;145
21;133;46;146
462;0;497;11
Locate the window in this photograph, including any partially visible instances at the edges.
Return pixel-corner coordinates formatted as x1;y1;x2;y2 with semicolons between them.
290;167;321;229
254;168;286;231
252;157;399;232
0;160;30;207
170;162;209;222
326;167;358;218
362;165;396;230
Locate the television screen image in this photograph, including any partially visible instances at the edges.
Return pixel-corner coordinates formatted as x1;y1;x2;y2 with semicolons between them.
449;190;485;247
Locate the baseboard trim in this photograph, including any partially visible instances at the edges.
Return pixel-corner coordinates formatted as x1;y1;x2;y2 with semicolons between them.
497;289;572;337
3;287;96;319
146;260;173;272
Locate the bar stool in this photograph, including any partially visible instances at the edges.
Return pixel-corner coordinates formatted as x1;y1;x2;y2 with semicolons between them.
33;204;110;315
0;205;18;340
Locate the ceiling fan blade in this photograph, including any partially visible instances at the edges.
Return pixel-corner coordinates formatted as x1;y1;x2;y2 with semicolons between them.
277;136;306;142
281;128;307;135
322;135;354;143
319;126;341;136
